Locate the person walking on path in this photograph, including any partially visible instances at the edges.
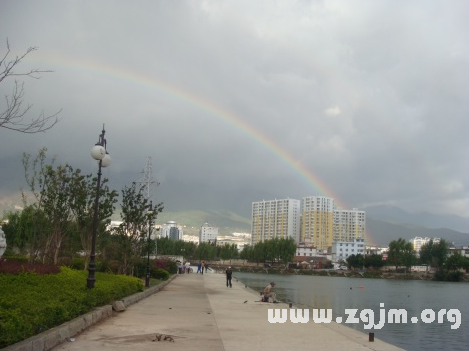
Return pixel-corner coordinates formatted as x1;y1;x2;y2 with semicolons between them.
225;266;233;288
197;261;201;273
201;261;205;275
263;282;276;302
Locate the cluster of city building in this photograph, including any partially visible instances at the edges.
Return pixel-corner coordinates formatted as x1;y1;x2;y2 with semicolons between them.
251;196;366;261
109;195;469;266
148;196;367;264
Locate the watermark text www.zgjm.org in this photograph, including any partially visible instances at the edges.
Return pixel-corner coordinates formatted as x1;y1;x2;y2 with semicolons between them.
267;304;461;330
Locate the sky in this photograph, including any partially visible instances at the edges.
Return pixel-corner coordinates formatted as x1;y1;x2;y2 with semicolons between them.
1;0;468;221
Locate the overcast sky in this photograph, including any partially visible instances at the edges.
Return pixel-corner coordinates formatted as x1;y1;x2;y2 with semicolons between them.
1;0;468;220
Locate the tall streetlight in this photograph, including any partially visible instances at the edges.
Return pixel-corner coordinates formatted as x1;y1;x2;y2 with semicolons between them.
87;125;111;289
145;201;153;288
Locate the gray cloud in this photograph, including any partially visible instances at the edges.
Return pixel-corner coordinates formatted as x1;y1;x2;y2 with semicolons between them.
1;0;468;219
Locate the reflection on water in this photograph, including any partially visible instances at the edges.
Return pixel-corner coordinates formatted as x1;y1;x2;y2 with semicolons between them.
234;272;469;351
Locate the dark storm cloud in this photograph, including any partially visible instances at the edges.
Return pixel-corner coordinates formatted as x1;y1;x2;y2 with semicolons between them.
1;0;468;218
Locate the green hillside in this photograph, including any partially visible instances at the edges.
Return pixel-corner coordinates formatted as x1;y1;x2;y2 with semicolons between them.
153;209;251;236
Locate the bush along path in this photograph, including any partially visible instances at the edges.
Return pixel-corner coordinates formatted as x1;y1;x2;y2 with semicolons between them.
0;266;145;348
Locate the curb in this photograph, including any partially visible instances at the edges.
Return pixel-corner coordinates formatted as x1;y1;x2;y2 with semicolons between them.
2;275;177;351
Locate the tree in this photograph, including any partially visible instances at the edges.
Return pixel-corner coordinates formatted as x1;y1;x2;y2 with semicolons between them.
363;254;385;269
239;238;296;265
420;239;449;271
240;244;253;260
445;252;465;271
115;182;161;275
2;207;46;256
1;39;60;133
21;148;118;265
388;238;416;272
219;243;239;263
275;237;297;264
194;242;217;261
346;254;364;269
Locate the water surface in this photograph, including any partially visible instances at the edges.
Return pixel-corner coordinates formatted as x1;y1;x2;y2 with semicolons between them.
234;272;469;351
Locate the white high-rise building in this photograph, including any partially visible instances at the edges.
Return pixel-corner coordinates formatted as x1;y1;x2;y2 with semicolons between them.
410;237;441;252
199;222;218;244
333;208;366;242
251;198;301;245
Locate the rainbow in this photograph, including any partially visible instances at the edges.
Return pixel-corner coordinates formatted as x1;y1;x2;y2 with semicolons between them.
33;51;347;209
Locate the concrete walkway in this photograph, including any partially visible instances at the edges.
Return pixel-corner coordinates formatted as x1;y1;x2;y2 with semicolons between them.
51;272;405;351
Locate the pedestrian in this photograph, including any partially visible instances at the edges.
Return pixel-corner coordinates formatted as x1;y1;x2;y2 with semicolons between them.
205;263;209;273
263;282;276;302
185;261;191;274
201;261;205;275
197;261;201;273
226;266;233;288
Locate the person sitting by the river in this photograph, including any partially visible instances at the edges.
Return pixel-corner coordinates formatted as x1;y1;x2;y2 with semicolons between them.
263;282;276;302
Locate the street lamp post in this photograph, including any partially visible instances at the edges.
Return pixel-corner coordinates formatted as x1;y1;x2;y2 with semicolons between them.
87;125;111;289
145;201;153;288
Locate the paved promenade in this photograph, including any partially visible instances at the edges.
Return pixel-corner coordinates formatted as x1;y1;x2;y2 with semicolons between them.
51;272;405;351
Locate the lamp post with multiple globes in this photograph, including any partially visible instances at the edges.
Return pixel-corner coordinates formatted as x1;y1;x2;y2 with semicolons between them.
87;125;111;289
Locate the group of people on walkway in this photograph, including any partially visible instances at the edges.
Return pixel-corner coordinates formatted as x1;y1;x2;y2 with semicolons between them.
196;261;209;274
178;261;192;274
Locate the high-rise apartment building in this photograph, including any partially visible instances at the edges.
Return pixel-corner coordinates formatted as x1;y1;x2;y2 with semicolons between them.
251;198;300;245
300;196;366;250
252;196;365;250
160;221;183;240
333;208;366;242
301;196;335;250
410;237;441;252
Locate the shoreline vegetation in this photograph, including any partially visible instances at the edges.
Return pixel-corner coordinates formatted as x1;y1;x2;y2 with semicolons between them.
209;264;469;282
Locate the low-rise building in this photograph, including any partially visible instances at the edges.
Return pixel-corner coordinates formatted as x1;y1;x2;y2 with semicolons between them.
448;245;469;258
199;222;218;244
296;242;319;257
330;238;365;262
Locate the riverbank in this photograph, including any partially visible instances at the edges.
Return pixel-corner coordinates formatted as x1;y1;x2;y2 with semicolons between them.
44;271;404;351
209;263;469;282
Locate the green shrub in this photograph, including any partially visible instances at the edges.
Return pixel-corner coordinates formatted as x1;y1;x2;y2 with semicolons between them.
150;268;170;280
153;259;177;274
434;270;464;282
70;257;86;270
0;266;144;348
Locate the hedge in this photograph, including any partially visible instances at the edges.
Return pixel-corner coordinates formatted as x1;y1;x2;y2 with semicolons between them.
0;266;144;348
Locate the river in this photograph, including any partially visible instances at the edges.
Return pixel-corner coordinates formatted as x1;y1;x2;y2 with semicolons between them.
233;272;468;351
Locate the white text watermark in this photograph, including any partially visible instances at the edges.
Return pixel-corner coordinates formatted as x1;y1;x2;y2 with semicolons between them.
267;304;461;330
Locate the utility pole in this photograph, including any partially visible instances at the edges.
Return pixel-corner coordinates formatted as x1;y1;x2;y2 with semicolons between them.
137;156;160;262
138;156;160;202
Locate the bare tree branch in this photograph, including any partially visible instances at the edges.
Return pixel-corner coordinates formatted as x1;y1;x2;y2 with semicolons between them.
1;39;61;133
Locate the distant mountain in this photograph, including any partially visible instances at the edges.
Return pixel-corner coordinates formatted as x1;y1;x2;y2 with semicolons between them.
364;205;469;233
153;209;251;235
365;217;469;247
